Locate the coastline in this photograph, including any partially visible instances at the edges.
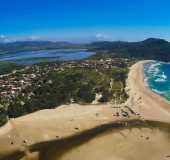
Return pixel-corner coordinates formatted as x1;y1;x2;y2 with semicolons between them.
126;60;170;123
0;60;170;159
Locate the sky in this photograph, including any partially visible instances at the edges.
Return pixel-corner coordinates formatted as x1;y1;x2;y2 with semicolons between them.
1;0;170;42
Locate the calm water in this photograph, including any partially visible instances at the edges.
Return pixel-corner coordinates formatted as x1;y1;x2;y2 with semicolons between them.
144;61;170;101
0;49;95;65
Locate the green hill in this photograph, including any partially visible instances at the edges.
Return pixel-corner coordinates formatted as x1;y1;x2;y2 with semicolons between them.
87;38;170;62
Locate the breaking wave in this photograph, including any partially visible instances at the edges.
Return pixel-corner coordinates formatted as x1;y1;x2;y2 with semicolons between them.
144;61;170;101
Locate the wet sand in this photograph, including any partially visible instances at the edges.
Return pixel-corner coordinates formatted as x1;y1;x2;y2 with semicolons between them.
126;61;170;122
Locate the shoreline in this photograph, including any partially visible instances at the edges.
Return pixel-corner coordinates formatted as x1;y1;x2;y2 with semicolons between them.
143;61;170;105
0;60;170;159
126;60;170;123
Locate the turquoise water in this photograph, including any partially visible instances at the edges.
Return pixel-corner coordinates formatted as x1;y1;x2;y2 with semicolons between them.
0;49;95;65
144;61;170;101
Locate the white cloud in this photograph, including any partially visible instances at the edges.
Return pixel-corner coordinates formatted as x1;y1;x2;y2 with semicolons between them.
95;33;112;41
0;34;13;43
0;35;42;43
0;35;5;39
28;36;40;41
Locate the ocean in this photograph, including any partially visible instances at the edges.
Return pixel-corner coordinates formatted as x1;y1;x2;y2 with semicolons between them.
144;61;170;101
0;49;95;65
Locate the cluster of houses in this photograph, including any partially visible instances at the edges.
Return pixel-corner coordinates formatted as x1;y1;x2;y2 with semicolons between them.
60;58;129;69
0;58;129;106
0;71;38;104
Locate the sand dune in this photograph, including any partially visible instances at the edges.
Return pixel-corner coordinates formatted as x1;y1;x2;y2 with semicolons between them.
0;60;170;160
47;125;170;160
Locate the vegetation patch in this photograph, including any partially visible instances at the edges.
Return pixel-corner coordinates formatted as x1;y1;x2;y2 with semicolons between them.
0;58;130;119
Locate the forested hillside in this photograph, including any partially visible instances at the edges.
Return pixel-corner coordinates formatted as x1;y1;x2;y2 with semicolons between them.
88;38;170;61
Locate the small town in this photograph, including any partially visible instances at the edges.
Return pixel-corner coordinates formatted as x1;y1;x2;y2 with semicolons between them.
1;1;170;160
0;58;130;107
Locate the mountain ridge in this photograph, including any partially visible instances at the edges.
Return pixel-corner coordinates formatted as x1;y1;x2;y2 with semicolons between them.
1;38;170;61
87;38;170;61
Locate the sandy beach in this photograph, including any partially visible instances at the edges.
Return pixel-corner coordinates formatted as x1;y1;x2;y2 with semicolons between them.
126;61;170;122
0;61;170;160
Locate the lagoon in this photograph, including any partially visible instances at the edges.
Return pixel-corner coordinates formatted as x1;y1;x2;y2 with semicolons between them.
0;49;95;65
